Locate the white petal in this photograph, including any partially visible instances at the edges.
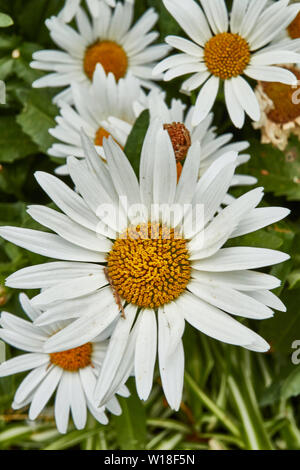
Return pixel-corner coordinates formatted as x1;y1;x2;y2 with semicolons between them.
31;274;107;307
70;372;87;430
0;354;48;377
245;66;297;85
163;0;211;46
34;171;99;231
158;309;184;411
200;0;228;34
231;207;290;238
29;367;63;420
192;247;290;272
43;288;120;352
54;373;71;434
188;279;273;319
135;309;157;401
0;227;106;263
231;76;260;122
177;292;270;350
192;76;219;126
94;305;136;403
224;79;245;129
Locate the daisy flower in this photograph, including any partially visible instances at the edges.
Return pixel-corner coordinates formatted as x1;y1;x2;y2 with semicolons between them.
153;0;300;128
31;0;170;104
48;64;146;174
143;89;256;203
254;66;300;150
59;0;119;23
0;123;290;410
0;294;129;434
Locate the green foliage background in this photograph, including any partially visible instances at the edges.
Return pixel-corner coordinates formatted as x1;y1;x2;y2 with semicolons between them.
0;0;299;450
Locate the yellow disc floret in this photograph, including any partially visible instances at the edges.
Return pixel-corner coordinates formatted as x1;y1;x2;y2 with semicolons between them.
50;343;93;371
204;33;250;80
84;40;128;81
107;223;191;309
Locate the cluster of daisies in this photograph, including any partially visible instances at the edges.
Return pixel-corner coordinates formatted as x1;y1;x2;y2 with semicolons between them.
0;0;299;434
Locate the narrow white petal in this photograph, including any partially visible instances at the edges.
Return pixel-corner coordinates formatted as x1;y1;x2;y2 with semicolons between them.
193;247;290;272
94;305;136;403
232;76;260;122
29;367;63;420
192;76;219;126
135;310;157;401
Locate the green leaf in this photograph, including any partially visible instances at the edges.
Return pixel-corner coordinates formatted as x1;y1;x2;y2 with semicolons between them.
288;269;300;290
0;116;37;162
261;288;300;355
0;158;32;196
13;42;44;84
0;13;13;28
124;110;150;177
43;427;104;451
16;0;61;46
281;366;300;400
242;137;300;201
112;378;147;450
16;88;58;153
148;0;182;40
0;201;27;225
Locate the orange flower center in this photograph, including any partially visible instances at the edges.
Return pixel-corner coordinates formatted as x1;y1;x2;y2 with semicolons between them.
50;343;93;371
163;122;191;162
262;67;300;124
84;40;128;81
94;127;111;146
107;223;191;309
204;32;250;80
287;12;300;39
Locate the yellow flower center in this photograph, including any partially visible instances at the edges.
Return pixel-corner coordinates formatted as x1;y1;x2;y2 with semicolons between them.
94;127;111;146
287;12;300;39
50;343;93;371
204;32;250;80
262;67;300;124
84;40;128;81
107;223;191;309
163;122;191;162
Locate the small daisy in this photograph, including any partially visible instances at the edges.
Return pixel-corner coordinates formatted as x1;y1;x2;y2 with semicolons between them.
0;294;129;434
143;89;256;203
153;0;300;128
59;0;119;23
48;64;146;174
254;65;300;150
0;123;290;410
31;0;170;104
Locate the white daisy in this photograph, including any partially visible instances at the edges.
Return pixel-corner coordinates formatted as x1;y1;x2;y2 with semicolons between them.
0;123;290;410
143;89;256;204
153;0;300;128
59;0;119;23
0;293;129;434
31;0;170;104
48;64;146;174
